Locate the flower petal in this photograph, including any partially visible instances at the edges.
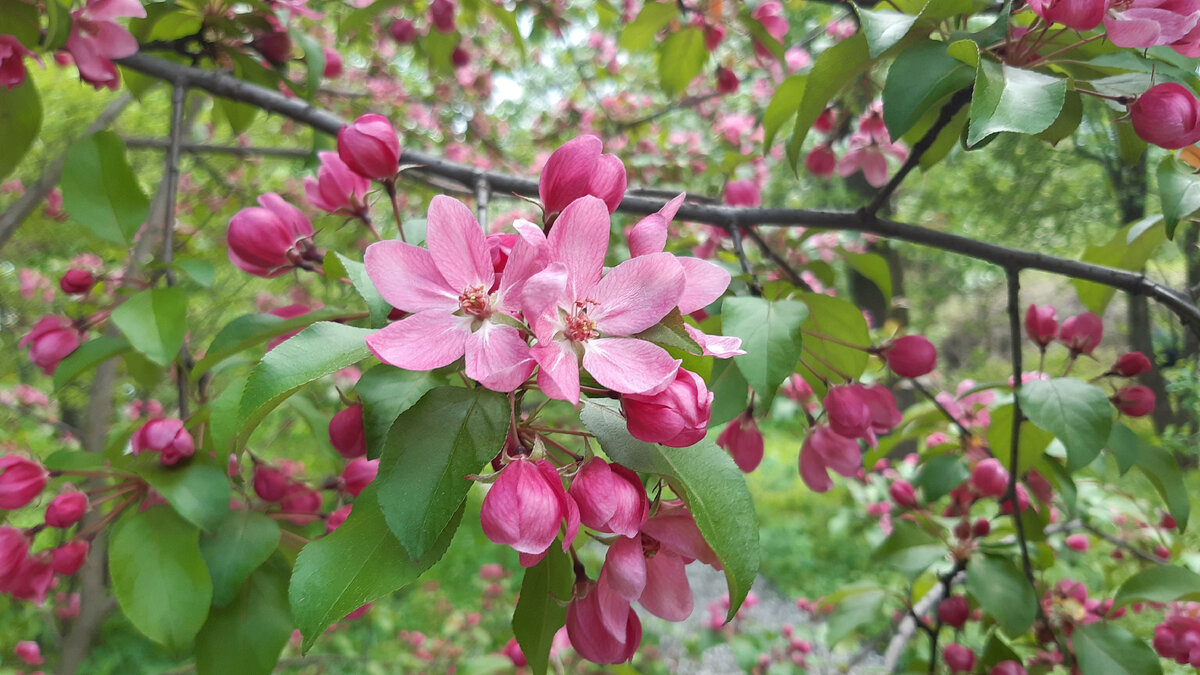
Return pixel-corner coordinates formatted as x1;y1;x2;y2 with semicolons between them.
677;257;731;314
587;154;627;213
531;339;581;404
589;253;685;336
495;219;549;312
627;214;667;258
602;535;648;602
540;136;601;215
582;338;680;395
548;195;610;302
683;324;745;358
364;240;457;312
638;552;693;621
465;322;534;392
366;310;470;370
426;195;494;292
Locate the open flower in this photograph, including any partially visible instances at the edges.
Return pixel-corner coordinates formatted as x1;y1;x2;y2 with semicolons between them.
66;0;146;90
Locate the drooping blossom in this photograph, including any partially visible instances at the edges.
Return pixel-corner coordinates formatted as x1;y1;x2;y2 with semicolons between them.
322;48;343;78
0;527;29;581
226;194;318;277
883;335;938;377
799;425;861;493
50;540;89;575
20;316;82;376
715;66;739;94
59;269;97;295
622;368;712;447
1129;82;1200;149
329;403;367;458
1059;312;1103;355
365;196;545;392
1112;385;1155;416
253;465;289;502
566;579;642;664
568;458;649;537
1109;351;1153;376
0;35;33;89
45;491;88;528
304;151;371;218
971;458;1010;497
836;131;907;187
480;457;579;567
341;457;378;497
66;0;147;90
0;455;48;509
717;411;765;473
538;135;627;219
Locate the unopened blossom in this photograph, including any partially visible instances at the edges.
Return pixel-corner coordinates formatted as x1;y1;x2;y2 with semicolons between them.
253;465;288;502
14;641;42;666
717;411;765;473
365;196;545;392
539;135;627;218
131;418;195;466
889;480;919;509
338;114;402;181
1110;351;1153;376
1025;304;1058;346
938;595;969;628
971;458;1009;497
3;553;54;604
715;66;739;94
0;455;48;510
0;35;33;89
1059;312;1103;355
322;48;343;78
341;458;378;497
59;269;97;295
883;335;937;377
389;19;418;43
824;386;872;439
943;643;976;672
45;491;88;528
481;458;579;566
227;193;317;277
723;179;761;207
805;145;837;178
1130;83;1200;149
329;404;367;458
751;1;788;58
622;368;712;447
0;527;29;580
799;425;861;493
304;151;370;218
1029;0;1106;30
66;0;146;89
252;28;291;65
429;0;457;32
1065;533;1089;552
279;484;323;526
1112;385;1155;416
567;579;642;664
568;458;649;538
50;540;89;575
20;316;81;376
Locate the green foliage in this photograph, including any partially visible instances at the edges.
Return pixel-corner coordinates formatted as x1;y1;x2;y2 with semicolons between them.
199;510;282;607
110;287;189;367
1074;623;1163;675
966;61;1067;147
355;364;443;459
1017;377;1114;471
722;296;807;410
883;40;974;140
512;545;573;675
965;554;1037;637
128;458;231;533
0;79;41;182
60;131;149;245
1115;565;1200;608
195;558;293;675
1157;155;1200;239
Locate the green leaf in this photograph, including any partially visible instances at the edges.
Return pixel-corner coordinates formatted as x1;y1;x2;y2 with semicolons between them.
1106;423;1140;475
707;357;750;428
375;386;508;558
0;0;40;53
987;404;1055;475
209;374;247;455
966;60;1067;147
1038;88;1083;145
843;251;893;304
619;1;677;50
1017;378;1113;471
237;322;373;448
192;308;351;379
43;0;72;51
328;253;391;327
787;34;871;169
512;545;573;675
883;41;975;140
291;29;325;99
580;398;759;621
722;296;807;410
798;293;871;398
0;79;41;182
1136;441;1190;531
1157;155;1200;239
870;521;946;578
979;631;1021;669
195;558;293;675
634;308;702;355
657;27;707;97
356;365;442;460
825;586;887;646
1073;623;1163;675
1074;216;1165;314
61;131;149;245
857;7;919;58
53;336;131;390
1115;565;1200;608
110;507;213;652
200;509;281;607
915;454;969;502
1116;119;1147;166
131;460;231;533
289;486;462;651
966;554;1036;637
763;75;806;150
110;287;188;367
176;258;216;287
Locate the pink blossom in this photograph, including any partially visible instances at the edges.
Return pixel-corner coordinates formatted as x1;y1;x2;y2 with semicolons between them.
226;193;317;277
389;19;418;43
1025;304;1058;346
480;457;579;566
723;179;761;207
1112;385;1155;416
341;457;378;497
805;145;837;178
799;425;861;493
0;527;29;583
45;492;88;528
253;465;288;502
66;0;146;90
50;540;88;575
1059;312;1103;355
971;458;1009;497
322;48;343;78
0;455;47;510
14;641;42;666
622;368;712;447
304;151;371;217
0;35;33;89
1105;0;1200;56
566;579;642;664
131;418;195;466
329;404;367;458
1129;82;1200;149
716;411;765;473
337;114;402;181
19;269;53;302
883;335;938;377
836;132;907;187
1029;0;1107;30
539;135;627;218
568;458;649;537
626;193;733;315
1110;351;1153;376
20;316;81;376
785;47;812;72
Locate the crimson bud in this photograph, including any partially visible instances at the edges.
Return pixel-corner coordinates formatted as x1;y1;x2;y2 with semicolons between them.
131;418;195;466
45;491;88;528
1110;351;1152;377
342;457;378;497
621;368;712;448
970;458;1009;498
59;269;96;295
889;480;919;509
0;455;48;510
1112;385;1155;417
1130;83;1200;150
50;540;89;575
716;411;765;473
1059;312;1103;355
329;403;367;459
337;113;402;181
938;595;970;628
1024;304;1057;347
943;643;976;672
884;335;938;377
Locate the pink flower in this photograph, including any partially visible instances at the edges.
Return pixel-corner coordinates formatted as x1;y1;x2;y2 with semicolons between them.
938;595;969;628
0;35;33;89
3;552;54;604
823;386;872;439
59;269;97;295
365;196;543;392
723;179;761;207
253;465;288;502
1059;312;1103;355
716;411;765;473
131;418;195;466
329;404;367;459
1029;0;1106;30
252;28;291;65
883;335;938;377
990;661;1028;675
567;458;649;538
304;151;371;217
279;484;323;526
341;457;378;497
226;193;317;277
429;0;457;32
836;132;907;187
20;316;81;376
1064;533;1089;552
389;19;418;43
805;145;837;178
66;0;146;90
799;425;861;493
323;48;343;78
566;579;642;664
337;114;402;181
1110;351;1153;376
716;66;739;94
889;480;919;509
1112;385;1155;416
683;324;746;358
943;643;976;672
0;527;30;581
525;197;685;403
326;504;352;532
1025;304;1058;346
50;540;89;575
14;641;42;666
971;458;1009;497
1105;0;1200;55
539;135;627;218
622;368;712;447
785;47;812;72
0;455;48;509
502;638;527;666
751;1;789;57
480;457;579;567
1130;83;1200;149
45;492;88;528
626;194;733;317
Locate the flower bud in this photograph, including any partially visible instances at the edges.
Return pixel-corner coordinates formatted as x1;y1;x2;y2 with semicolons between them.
539;136;627;217
823;386;871;439
45;491;88;528
482;458;580;565
1110;351;1152;377
14;640;42;666
429;0;457;32
502;638;528;667
1065;533;1089;552
1059;312;1103;355
253;465;288;502
716;411;765;473
0;455;48;509
326;504;352;532
1027;0;1105;30
451;45;470;69
280;484;323;526
715;66;739;94
814;107;837;133
0;35;33;90
567;458;648;537
0;526;30;579
19;315;82;376
805;144;837;178
6;553;53;604
337;113;402;181
970;458;1009;498
389;19;418;43
304;151;370;217
799;425;862;493
972;518;991;537
227;193;316;277
329;403;367;458
889;480;919;509
621;368;712;448
1025;304;1057;347
252;29;292;65
342;457;378;497
989;661;1027;675
50;540;89;575
59;269;96;295
938;595;970;628
884;335;937;377
1112;385;1155;417
723;179;761;207
943;643;976;673
703;23;726;50
1131;83;1200;150
130;418;195;466
322;47;343;78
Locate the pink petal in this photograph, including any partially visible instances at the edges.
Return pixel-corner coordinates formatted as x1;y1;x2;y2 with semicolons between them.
677;257;731;315
531;339;581;404
522;262;568;342
1105;13;1165;46
426;195;494;292
569;459;619;528
465;322;534;392
363;240;457;312
582;338;680;395
861;151;890;188
627;214;668;258
495;220;549;312
92;22;139;59
603;535;648;602
589;253;685;336
540;136;601;215
642;509;719;566
659;192;686;222
587;154;627;213
548;195;610;302
85;0;147;20
638;552;693;621
683;324;745;358
596;572;637;640
366;310;470;370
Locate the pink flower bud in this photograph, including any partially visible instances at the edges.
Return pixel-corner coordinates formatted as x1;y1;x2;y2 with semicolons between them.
938;595;969;628
989;661;1027;675
45;492;88;528
884;335;937;377
889;480;919;509
972;518;991;537
478;563;505;580
1025;304;1058;346
1162;512;1178;530
823;386;871;439
703;23;726;51
943;643;976;673
567;458;648;538
716;66;739;94
1064;533;1089;552
326;504;352;532
337;113;402;181
227;193;316;277
341;457;378;497
814;107;838;134
1027;0;1105;30
1059;312;1103;355
0;455;48;509
59;269;96;295
970;458;1009;498
1157;545;1172;560
252;30;292;65
50;540;89;575
5;552;54;604
751;2;789;42
1131;83;1200;150
723;179;761;207
0;526;30;579
451;45;470;69
502;638;528;667
253;465;288;502
1110;351;1152;377
14;641;42;666
304;152;371;217
805;144;837;178
389;19;418;43
130;418;195;466
280;484;323;526
429;0;457;32
621;368;712;448
566;580;642;664
1112;385;1155;417
716;411;765;473
539;135;627;217
481;458;580;565
329;404;367;459
0;35;33;90
322;47;343;78
19;316;82;376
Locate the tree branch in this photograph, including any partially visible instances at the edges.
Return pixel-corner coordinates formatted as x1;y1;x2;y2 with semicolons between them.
122;137;311;158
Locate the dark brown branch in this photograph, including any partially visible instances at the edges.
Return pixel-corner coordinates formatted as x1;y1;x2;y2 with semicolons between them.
740;225;813;292
122;137;311;158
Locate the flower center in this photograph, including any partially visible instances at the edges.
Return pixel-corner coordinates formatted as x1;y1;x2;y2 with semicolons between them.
563;301;600;342
458;285;492;319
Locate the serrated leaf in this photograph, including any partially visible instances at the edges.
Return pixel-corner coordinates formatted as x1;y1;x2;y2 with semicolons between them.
53;336;131;391
884;41;975;141
131;460;231;533
1017;378;1113;471
195;559;293;675
110;287;188;367
787;34;871;170
0;78;41;182
200;510;281;607
512;546;573;675
707;357;750;428
870;520;946;578
857;7;919;58
61;131;148;245
797;293;871;398
1114;565;1200;608
1073;623;1163;675
356;365;442;460
966;60;1067;147
192;308;351;379
965;553;1036;637
329;253;391;327
722;296;807;410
